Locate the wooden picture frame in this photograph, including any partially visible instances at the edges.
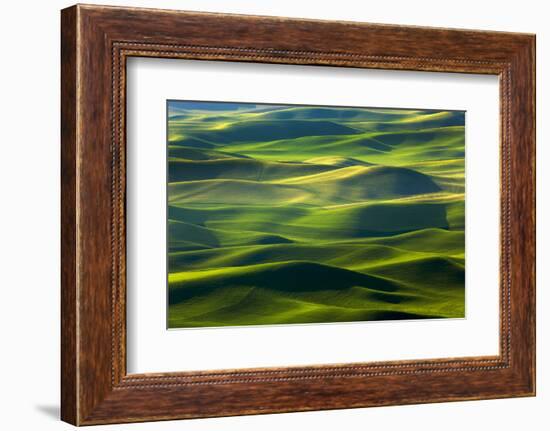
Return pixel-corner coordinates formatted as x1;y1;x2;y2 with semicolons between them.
61;4;536;425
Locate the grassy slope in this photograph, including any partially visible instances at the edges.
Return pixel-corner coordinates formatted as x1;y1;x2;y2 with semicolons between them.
166;104;465;328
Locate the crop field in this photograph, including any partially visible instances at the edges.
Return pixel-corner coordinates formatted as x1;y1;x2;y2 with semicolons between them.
166;100;465;328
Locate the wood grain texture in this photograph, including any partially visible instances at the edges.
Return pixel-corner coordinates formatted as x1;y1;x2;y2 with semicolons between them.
60;4;536;425
60;6;78;425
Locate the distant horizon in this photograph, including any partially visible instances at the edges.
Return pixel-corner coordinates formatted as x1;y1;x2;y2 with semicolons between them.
168;99;466;115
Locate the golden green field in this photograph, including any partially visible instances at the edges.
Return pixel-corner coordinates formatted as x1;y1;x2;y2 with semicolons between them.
167;101;465;328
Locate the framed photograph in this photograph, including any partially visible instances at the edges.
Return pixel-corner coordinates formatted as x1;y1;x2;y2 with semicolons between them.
61;4;536;425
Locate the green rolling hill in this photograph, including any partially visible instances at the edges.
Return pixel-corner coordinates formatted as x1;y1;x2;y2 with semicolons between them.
166;101;465;328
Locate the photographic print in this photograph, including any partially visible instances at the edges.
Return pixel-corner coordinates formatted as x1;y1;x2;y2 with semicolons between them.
167;100;465;329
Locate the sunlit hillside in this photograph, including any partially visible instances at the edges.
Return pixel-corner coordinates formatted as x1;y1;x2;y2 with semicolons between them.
166;101;465;328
